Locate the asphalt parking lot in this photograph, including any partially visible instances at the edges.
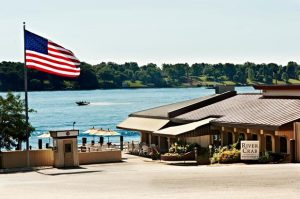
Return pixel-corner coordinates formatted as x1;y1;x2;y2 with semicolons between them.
1;153;300;199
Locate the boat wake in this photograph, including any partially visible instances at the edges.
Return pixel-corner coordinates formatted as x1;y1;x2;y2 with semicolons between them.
89;102;131;106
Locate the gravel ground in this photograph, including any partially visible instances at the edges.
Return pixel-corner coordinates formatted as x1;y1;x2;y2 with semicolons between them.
1;153;300;199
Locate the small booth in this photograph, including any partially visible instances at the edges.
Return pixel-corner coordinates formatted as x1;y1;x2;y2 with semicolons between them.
50;130;79;168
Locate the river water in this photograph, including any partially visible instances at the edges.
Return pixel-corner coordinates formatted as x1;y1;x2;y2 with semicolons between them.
1;87;257;148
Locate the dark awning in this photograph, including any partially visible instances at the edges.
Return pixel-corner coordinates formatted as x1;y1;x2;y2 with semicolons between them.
153;117;216;137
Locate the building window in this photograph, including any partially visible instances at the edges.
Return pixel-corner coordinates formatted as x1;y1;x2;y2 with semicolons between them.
252;134;258;140
227;132;233;145
279;137;287;154
266;135;272;152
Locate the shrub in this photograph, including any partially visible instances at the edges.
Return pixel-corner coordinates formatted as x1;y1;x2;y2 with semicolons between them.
258;152;271;164
186;143;201;152
218;148;240;163
258;152;285;163
269;152;285;162
168;142;205;154
168;142;187;154
210;146;241;164
210;152;219;164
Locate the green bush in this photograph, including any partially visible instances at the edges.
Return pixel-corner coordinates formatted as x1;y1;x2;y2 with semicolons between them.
168;142;188;154
186;143;201;152
210;152;219;164
168;142;206;154
258;152;271;164
218;148;240;163
211;144;241;164
258;152;285;163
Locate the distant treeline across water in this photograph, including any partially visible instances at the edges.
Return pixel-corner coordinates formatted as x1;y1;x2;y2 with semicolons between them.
1;61;299;91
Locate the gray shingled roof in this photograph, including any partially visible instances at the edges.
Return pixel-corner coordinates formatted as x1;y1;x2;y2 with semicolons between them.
130;95;217;119
173;94;300;129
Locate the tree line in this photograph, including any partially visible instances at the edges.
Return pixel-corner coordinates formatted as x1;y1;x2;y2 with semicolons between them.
0;61;299;91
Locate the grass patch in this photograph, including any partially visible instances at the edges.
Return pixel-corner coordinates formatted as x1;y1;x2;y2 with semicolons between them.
222;81;236;85
123;80;146;88
288;79;300;84
272;79;286;85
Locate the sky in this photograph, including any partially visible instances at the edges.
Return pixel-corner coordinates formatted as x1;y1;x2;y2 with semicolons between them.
1;0;300;66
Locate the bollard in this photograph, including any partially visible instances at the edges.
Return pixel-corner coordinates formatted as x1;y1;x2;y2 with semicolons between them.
194;147;198;164
100;136;104;146
120;136;124;151
82;137;87;146
290;139;296;163
38;139;42;149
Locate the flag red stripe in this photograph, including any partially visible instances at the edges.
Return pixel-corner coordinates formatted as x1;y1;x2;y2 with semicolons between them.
48;41;64;48
27;65;79;78
26;59;80;73
48;47;74;56
26;52;78;68
48;52;80;63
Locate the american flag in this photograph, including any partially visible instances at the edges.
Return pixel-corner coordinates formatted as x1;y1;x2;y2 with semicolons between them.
25;30;80;78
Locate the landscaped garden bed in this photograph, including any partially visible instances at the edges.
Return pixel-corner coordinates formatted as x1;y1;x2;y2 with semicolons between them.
161;142;210;164
161;151;194;161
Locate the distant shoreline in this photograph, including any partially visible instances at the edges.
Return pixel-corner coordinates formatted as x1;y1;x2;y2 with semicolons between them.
2;61;299;92
0;83;291;92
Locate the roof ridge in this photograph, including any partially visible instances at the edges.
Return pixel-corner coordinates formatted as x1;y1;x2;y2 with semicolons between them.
129;94;218;117
168;91;237;118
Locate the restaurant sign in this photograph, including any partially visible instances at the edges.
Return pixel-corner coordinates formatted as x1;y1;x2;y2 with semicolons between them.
241;141;259;160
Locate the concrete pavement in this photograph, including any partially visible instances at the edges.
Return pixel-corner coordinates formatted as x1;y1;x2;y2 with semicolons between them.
1;153;300;199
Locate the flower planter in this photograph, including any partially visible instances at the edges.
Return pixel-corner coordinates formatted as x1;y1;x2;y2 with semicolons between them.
161;151;195;161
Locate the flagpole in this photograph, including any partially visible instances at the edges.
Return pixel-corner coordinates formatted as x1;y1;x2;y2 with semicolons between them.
23;22;30;167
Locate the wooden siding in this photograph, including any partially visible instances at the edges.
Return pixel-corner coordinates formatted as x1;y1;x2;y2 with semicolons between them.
185;135;210;147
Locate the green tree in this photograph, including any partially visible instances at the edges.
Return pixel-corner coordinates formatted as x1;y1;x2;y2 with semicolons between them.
268;63;279;84
224;63;236;80
282;72;289;83
190;63;205;77
286;61;298;79
247;68;255;81
77;63;99;89
0;92;35;151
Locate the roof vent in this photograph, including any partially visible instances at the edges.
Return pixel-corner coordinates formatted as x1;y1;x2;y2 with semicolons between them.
215;85;235;94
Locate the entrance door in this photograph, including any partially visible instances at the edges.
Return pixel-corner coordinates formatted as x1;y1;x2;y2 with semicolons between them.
63;140;74;167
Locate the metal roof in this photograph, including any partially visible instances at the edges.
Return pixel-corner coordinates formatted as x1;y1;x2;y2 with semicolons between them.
173;94;300;129
130;91;236;119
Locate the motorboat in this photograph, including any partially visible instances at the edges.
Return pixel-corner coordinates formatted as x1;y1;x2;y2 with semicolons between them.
76;101;90;106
